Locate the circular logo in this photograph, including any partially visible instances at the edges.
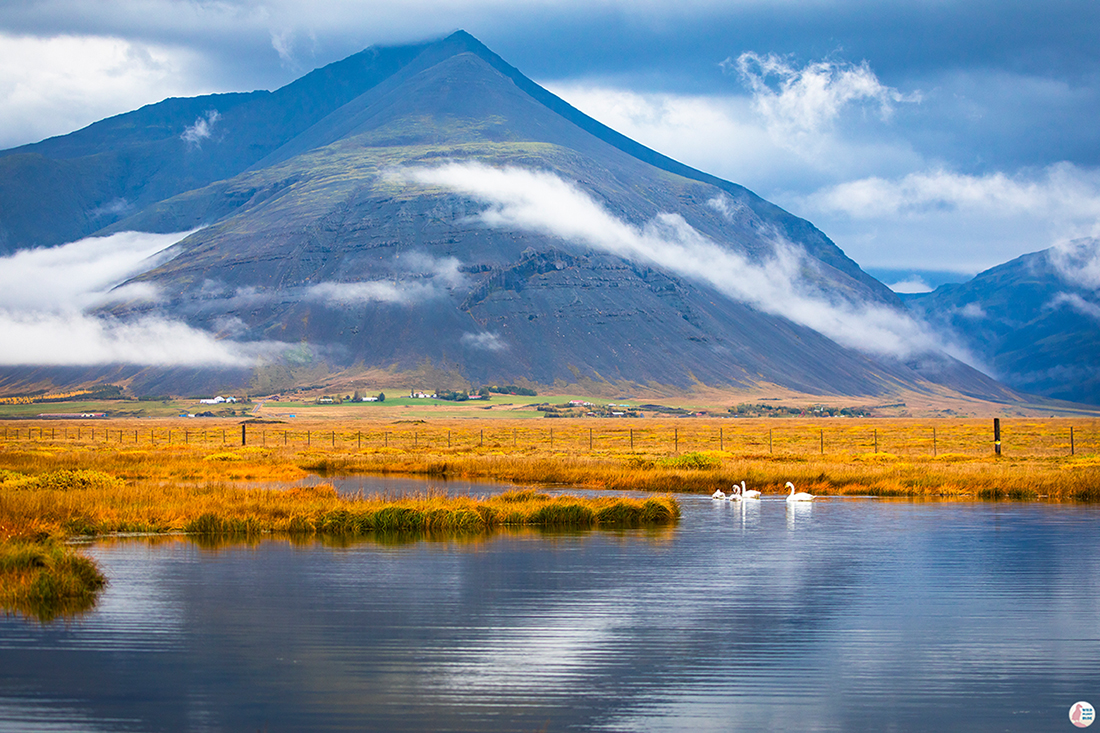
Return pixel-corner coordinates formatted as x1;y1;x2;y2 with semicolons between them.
1070;701;1096;728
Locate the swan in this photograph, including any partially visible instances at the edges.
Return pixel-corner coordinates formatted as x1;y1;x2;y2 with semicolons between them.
740;480;761;500
785;481;814;502
711;488;726;500
728;484;743;502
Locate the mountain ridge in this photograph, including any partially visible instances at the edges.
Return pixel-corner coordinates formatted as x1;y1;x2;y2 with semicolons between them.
0;30;1029;405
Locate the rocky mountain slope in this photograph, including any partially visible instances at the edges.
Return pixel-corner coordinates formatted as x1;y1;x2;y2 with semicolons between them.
0;31;1018;401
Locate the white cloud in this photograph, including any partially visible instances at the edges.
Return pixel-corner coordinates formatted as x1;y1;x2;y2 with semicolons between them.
798;164;1100;272
304;255;466;305
461;331;508;351
400;162;959;360
306;280;429;305
0;32;213;149
0;309;276;366
727;52;919;150
957;303;986;320
0;230;189;311
808;163;1100;221
1048;237;1100;291
180;109;220;147
888;277;933;294
545;82;923;193
1049;292;1100;322
0;229;288;366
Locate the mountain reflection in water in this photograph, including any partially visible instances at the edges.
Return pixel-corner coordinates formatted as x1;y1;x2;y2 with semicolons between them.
1;479;1098;733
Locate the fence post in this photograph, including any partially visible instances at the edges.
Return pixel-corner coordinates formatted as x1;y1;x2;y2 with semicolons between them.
357;431;361;449
630;428;634;451
769;428;772;454
993;418;1001;456
448;430;451;448
674;428;679;454
550;428;553;449
480;429;484;447
720;428;723;451
820;428;823;455
589;428;593;451
933;427;937;457
874;429;878;453
241;424;246;446
331;431;335;448
1070;426;1074;456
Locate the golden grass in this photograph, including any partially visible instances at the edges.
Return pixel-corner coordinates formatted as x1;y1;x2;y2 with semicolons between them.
2;417;1099;502
0;540;106;622
3;414;1097;621
0;476;678;541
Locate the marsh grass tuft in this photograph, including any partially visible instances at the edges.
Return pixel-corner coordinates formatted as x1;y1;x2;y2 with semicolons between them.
0;540;106;623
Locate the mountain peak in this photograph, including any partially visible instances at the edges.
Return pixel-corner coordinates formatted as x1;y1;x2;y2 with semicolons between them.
0;30;1019;404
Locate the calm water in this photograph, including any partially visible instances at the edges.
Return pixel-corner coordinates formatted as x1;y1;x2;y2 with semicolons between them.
2;478;1099;732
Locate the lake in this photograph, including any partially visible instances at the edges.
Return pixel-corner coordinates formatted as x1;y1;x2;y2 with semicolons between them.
2;476;1098;732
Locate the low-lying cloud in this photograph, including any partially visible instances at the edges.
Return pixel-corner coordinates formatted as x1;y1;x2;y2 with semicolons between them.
1048;237;1100;291
461;332;508;352
304;255;466;306
181;109;220;148
400;162;959;360
0;230;187;311
1049;292;1100;323
0;310;276;367
888;277;933;294
0;230;288;366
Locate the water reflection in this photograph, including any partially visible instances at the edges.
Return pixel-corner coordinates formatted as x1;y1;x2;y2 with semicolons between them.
785;499;813;529
3;490;1100;732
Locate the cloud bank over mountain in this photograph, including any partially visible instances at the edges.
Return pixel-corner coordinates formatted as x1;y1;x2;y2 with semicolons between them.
401;162;965;361
0;231;284;366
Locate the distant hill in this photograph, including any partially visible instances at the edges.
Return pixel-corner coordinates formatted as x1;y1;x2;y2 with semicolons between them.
903;238;1100;404
0;31;1020;402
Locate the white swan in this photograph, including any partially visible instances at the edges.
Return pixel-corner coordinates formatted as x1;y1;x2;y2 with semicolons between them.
785;481;814;502
711;488;726;500
740;480;761;500
728;484;743;502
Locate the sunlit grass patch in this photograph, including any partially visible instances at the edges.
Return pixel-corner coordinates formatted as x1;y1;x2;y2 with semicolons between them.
0;540;106;623
203;452;243;462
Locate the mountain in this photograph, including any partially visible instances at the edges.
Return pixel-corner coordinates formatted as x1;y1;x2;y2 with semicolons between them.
0;39;433;253
0;31;1019;401
903;238;1100;404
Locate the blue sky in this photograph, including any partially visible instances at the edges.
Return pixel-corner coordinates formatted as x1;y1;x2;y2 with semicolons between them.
1;0;1098;285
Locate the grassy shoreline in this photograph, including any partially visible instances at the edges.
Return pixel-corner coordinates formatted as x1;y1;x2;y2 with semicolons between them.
0;463;679;621
3;415;1099;621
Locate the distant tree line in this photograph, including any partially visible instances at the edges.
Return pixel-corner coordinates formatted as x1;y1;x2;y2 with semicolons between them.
485;384;537;396
728;403;870;418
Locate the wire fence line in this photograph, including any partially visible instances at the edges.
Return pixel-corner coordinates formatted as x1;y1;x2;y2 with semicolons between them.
2;419;1098;458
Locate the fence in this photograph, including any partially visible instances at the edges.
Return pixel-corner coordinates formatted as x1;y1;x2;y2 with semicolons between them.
1;419;1098;459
